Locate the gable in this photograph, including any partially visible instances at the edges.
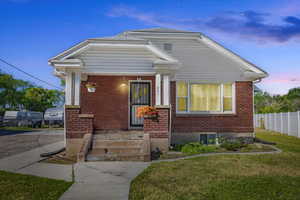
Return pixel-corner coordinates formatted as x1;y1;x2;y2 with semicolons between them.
128;36;266;82
75;45;158;74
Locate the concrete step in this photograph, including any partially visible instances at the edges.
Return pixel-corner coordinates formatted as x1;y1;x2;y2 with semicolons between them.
93;133;144;140
90;147;143;154
86;151;146;161
92;139;144;148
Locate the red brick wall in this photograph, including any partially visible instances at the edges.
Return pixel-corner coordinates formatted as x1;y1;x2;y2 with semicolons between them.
80;76;155;130
65;107;93;138
170;81;254;133
144;108;169;138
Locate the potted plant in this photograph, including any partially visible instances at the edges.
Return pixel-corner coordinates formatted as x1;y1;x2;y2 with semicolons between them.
85;82;97;92
136;106;158;121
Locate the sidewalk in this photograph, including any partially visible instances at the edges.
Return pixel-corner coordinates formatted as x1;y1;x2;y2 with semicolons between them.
60;162;149;200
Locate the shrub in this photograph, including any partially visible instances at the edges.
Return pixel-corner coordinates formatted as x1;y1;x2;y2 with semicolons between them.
170;144;184;151
181;142;218;154
220;140;247;151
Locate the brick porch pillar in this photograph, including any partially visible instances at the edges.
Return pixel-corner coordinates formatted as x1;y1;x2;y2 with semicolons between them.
65;105;94;156
143;106;170;152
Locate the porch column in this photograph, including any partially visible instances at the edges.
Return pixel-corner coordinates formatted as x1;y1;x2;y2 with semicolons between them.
65;72;72;105
65;71;81;106
163;75;170;105
74;71;81;106
155;74;161;105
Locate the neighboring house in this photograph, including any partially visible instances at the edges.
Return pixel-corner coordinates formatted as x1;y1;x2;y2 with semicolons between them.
49;28;268;161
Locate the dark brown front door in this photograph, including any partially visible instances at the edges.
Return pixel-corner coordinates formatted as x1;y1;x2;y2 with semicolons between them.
129;82;151;128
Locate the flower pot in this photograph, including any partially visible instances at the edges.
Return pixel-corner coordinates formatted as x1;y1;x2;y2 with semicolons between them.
87;87;96;93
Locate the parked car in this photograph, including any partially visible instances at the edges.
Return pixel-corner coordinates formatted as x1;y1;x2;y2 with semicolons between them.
3;111;29;127
44;107;64;127
27;111;43;128
3;111;43;127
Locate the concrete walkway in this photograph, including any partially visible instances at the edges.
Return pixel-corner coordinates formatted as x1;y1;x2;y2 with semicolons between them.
0;141;73;182
60;162;149;200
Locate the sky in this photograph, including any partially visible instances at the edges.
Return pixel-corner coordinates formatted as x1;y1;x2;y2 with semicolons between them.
0;0;300;94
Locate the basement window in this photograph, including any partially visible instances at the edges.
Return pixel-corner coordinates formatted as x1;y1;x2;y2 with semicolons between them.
200;134;217;145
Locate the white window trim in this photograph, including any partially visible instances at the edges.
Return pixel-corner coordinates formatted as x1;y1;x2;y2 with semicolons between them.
176;81;236;114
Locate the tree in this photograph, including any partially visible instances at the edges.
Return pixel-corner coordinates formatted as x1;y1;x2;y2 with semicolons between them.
0;71;32;110
23;87;63;112
255;87;300;113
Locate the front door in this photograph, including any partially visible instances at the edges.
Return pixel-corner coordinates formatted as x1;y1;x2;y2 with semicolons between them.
129;81;151;128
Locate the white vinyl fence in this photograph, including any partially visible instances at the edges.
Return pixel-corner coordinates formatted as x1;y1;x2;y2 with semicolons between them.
254;112;300;138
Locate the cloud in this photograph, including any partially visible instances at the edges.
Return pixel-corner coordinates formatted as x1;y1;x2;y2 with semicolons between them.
205;11;300;43
107;6;300;43
258;73;300;94
107;5;187;29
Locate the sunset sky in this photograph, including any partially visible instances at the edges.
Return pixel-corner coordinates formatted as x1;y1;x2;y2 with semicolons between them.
1;0;300;94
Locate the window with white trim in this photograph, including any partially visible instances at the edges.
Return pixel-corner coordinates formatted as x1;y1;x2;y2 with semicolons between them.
176;81;235;113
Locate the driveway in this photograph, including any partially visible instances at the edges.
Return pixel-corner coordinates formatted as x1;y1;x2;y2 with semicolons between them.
0;129;64;159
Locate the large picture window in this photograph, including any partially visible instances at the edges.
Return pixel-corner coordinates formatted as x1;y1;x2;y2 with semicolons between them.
176;81;235;113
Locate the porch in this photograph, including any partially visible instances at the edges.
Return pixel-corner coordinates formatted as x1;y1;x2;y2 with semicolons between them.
64;74;172;161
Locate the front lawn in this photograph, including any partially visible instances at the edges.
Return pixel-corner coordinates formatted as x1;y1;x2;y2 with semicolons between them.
0;170;72;200
129;129;300;200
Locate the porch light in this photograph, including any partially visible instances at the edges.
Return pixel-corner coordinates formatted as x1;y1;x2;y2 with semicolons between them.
120;83;127;87
120;77;127;88
86;82;97;93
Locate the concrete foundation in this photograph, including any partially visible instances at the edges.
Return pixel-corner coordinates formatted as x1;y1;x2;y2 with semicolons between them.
171;132;254;145
150;138;169;152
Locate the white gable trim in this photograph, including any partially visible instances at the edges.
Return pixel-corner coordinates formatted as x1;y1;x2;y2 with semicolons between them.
199;35;267;76
49;40;89;61
49;41;179;65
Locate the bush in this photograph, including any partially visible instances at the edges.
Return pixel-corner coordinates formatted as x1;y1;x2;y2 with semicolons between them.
220;140;247;151
181;142;218;154
170;144;184;151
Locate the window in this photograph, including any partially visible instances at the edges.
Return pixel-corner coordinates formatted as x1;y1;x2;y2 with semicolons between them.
200;134;217;145
223;83;233;111
176;81;188;111
176;82;235;113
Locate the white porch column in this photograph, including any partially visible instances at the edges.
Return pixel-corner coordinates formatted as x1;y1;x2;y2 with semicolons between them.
163;75;170;105
65;71;81;106
65;72;72;105
74;71;81;106
155;74;161;105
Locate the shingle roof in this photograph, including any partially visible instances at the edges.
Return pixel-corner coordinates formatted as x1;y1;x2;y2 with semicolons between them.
128;27;198;33
90;34;146;41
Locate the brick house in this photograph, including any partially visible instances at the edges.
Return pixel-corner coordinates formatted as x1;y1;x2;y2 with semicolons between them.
49;28;268;161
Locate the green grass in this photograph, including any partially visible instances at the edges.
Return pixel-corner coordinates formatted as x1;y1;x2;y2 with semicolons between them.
0;170;73;200
0;126;34;131
129;129;300;200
